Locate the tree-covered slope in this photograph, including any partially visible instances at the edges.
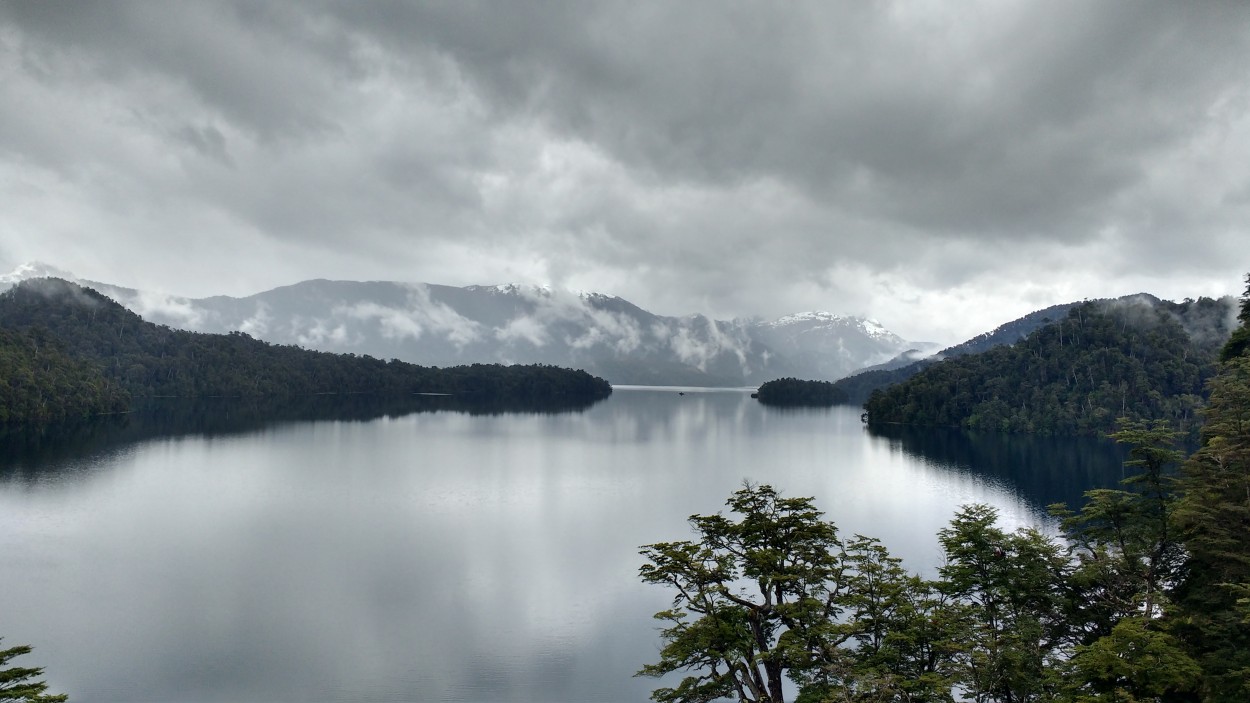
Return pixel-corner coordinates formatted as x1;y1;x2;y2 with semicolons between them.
0;326;129;424
0;279;611;424
832;302;1076;405
864;296;1233;435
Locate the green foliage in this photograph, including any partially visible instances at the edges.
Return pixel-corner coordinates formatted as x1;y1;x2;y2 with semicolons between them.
1052;421;1184;634
0;279;611;425
638;483;847;703
1064;617;1200;702
1218;274;1250;361
639;491;1070;703
756;378;849;407
1171;355;1250;702
0;640;67;702
833;363;935;408
864;298;1231;436
937;505;1070;703
822;536;957;703
641;418;1250;702
0;327;128;424
833;303;1078;406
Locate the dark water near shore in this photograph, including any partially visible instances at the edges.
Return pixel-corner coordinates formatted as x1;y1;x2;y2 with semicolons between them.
0;388;1127;702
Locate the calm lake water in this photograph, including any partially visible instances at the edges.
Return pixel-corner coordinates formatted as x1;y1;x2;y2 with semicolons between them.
0;387;1127;703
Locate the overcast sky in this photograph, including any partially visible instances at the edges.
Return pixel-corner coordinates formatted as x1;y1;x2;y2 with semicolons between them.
1;1;1247;344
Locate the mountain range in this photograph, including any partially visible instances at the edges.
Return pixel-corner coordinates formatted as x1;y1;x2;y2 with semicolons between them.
0;263;923;386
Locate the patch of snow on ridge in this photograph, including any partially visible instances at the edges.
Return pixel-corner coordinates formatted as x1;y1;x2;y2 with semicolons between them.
466;283;562;297
769;311;849;326
575;290;619;303
860;318;891;338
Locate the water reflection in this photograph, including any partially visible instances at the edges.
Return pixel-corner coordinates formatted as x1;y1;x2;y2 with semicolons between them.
0;393;604;480
0;388;1128;703
866;423;1129;512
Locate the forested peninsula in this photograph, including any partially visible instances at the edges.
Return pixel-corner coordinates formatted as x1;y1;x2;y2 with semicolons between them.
864;296;1234;435
0;278;611;424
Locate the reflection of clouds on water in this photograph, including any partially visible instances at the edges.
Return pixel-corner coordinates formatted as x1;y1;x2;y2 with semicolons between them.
0;389;1123;702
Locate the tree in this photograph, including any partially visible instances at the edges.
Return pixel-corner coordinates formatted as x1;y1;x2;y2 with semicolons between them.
637;483;847;703
1051;420;1185;638
0;640;67;702
1172;356;1250;701
1218;273;1250;361
936;505;1069;703
820;536;957;703
1063;617;1200;702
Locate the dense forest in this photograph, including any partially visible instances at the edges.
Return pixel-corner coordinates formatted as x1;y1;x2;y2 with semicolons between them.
638;277;1250;703
833;302;1078;405
0;279;611;424
755;377;849;406
863;296;1233;435
0;326;129;424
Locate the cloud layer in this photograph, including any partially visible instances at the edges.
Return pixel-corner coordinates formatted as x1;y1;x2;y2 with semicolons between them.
2;1;1247;344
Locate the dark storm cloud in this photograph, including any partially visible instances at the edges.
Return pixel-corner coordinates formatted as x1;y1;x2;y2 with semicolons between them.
335;1;1249;236
3;1;357;140
1;1;1247;343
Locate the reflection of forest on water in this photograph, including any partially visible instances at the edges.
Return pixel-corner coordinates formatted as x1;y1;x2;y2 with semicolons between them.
0;393;605;478
866;423;1131;512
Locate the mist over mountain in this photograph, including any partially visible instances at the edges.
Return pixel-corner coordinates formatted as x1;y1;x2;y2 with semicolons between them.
0;277;612;424
834;296;1238;406
863;294;1238;435
1;264;919;386
833;302;1084;405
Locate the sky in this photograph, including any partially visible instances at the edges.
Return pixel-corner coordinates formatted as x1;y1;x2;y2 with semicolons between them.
1;1;1248;345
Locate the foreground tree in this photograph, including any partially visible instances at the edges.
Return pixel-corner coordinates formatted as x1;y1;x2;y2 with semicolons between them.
0;640;67;702
637;484;847;703
1051;421;1186;639
1172;356;1250;701
937;505;1069;703
813;536;957;703
1063;616;1201;702
1047;421;1198;702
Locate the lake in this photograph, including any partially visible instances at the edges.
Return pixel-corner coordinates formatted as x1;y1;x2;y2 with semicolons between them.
0;387;1127;703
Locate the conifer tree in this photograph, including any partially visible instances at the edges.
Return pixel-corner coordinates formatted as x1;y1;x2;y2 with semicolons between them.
0;641;67;702
1172;289;1250;701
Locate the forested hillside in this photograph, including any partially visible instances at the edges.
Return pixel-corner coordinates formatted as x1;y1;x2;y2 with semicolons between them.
864;296;1233;435
832;302;1076;405
0;326;128;424
0;279;611;424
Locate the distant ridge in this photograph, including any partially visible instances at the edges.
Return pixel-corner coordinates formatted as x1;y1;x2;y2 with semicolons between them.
0;278;612;424
0;263;921;387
